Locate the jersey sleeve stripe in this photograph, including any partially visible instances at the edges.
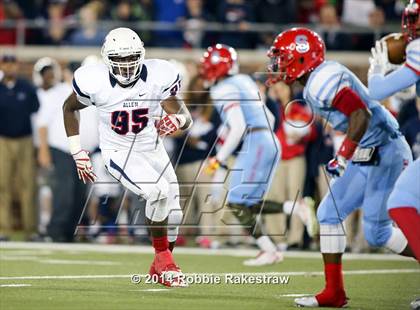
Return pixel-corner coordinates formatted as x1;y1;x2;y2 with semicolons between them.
223;102;240;112
324;77;351;103
162;74;180;92
407;56;420;66
72;78;89;99
317;73;349;104
407;50;420;56
315;73;342;100
405;63;420;75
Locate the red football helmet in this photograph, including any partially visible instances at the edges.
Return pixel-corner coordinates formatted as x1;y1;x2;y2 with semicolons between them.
267;27;325;85
200;44;238;84
402;0;420;42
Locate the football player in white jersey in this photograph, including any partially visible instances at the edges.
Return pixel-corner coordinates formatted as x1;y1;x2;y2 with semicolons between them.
62;27;192;287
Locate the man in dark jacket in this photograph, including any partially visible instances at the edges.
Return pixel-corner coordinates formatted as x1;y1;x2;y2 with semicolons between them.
0;54;40;240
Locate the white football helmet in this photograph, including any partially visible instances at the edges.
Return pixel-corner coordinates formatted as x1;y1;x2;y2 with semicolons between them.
101;27;145;85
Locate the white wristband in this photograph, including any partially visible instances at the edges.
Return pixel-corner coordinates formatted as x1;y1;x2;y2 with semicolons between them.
68;135;82;155
175;114;186;127
175;114;192;129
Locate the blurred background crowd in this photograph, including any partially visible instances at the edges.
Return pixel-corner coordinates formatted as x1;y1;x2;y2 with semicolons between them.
0;0;412;49
0;0;419;255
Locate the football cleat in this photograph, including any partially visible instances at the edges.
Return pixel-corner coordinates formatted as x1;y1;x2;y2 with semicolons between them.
149;261;188;288
410;298;420;310
243;251;283;266
149;250;188;287
295;296;348;308
295;296;320;307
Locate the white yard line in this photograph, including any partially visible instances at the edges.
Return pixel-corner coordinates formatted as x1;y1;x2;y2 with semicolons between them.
0;242;412;261
0;250;53;256
0;255;120;266
39;259;120;266
276;294;312;297
129;289;170;292
0;275;129;280
0;255;40;261
0;269;418;281
0;284;32;287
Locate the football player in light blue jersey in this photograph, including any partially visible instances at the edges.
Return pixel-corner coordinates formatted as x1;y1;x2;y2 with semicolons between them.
200;44;316;267
368;0;420;267
267;27;416;308
368;1;420;100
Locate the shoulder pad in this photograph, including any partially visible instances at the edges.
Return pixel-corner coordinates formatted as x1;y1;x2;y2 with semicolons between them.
73;63;108;97
210;81;239;101
143;59;180;87
306;61;350;104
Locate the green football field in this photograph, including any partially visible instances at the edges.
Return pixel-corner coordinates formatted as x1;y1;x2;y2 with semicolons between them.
0;242;419;310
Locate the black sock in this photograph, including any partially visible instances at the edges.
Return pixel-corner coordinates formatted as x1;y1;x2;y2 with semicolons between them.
251;200;284;214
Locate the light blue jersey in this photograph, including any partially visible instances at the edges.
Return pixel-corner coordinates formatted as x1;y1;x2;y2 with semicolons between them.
304;61;401;148
388;158;420;212
305;61;413;248
211;74;271;129
210;74;280;206
369;38;420;99
374;39;420;214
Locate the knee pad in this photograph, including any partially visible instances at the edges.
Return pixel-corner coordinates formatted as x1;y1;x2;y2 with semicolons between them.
385;227;408;254
320;224;346;253
363;220;393;248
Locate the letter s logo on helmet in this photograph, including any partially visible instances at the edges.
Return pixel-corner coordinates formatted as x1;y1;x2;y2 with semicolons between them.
101;27;146;86
266;27;325;86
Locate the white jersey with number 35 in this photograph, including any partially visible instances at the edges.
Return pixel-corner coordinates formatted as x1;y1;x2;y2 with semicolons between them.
72;59;181;152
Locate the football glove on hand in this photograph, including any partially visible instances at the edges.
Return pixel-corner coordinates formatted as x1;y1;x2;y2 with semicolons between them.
326;155;347;178
156;114;181;136
205;157;221;175
368;40;391;77
73;150;97;184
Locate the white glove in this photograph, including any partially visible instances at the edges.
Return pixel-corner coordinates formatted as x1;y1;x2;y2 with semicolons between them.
156;114;180;136
368;40;391;78
72;150;97;184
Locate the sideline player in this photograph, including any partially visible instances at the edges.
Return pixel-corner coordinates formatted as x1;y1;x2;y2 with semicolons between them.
266;27;415;307
62;27;192;287
200;44;316;266
368;0;420;264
